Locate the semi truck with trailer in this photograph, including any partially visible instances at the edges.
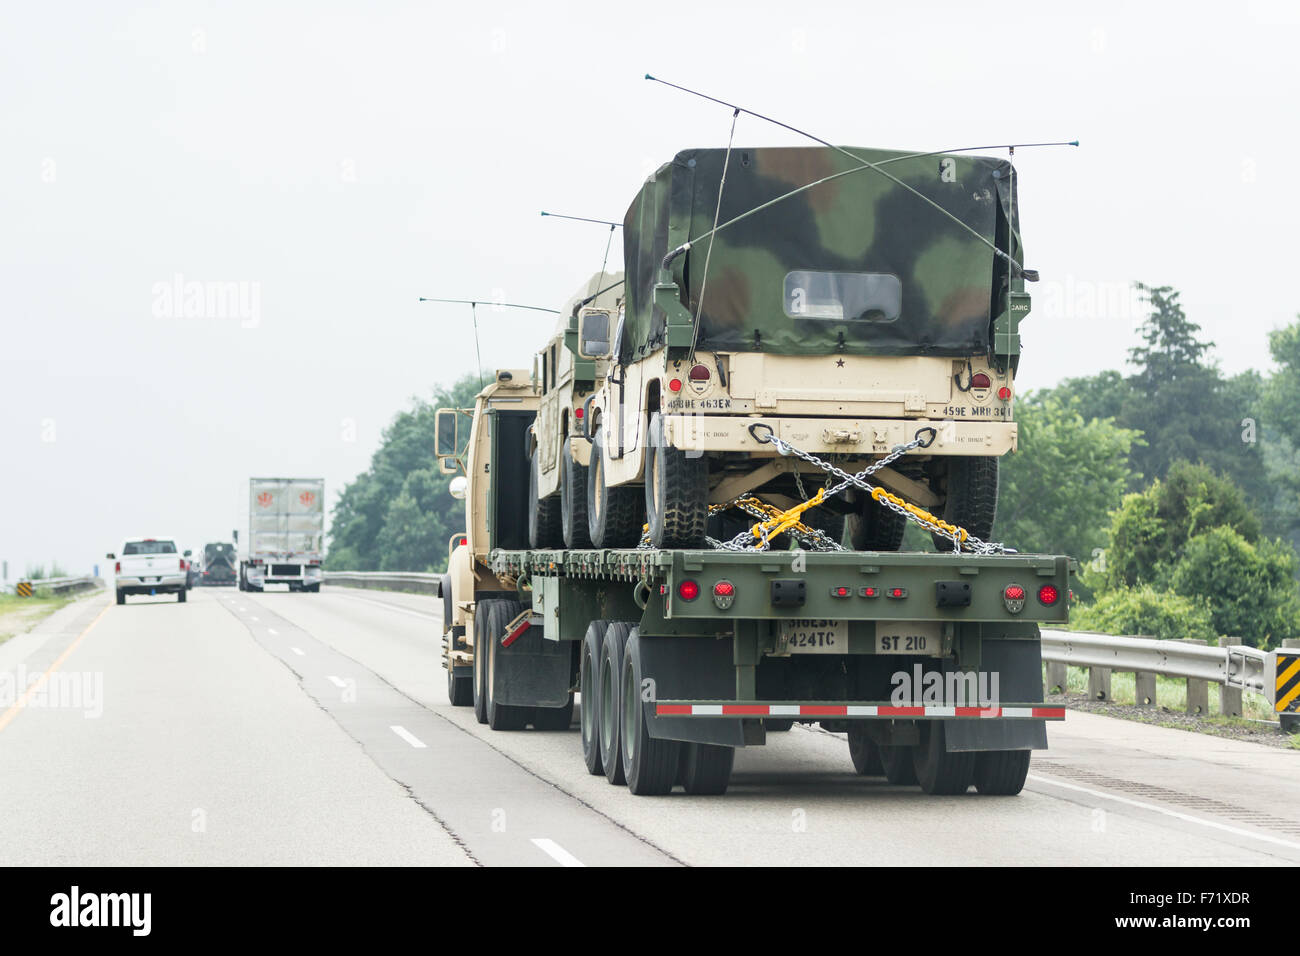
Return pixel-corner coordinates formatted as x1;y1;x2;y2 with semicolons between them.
238;477;325;592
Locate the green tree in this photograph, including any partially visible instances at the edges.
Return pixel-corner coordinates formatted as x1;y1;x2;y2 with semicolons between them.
1261;316;1300;546
996;393;1140;565
1071;585;1216;643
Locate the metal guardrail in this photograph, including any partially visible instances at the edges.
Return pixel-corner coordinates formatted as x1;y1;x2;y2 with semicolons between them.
323;571;441;596
12;575;101;597
1040;628;1273;717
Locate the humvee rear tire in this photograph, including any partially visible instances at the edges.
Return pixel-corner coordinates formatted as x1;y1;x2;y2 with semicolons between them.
847;495;908;551
586;425;643;548
930;456;998;552
560;436;592;549
528;448;563;549
645;412;708;549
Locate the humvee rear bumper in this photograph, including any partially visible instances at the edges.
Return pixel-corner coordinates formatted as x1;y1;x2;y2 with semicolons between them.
661;415;1016;457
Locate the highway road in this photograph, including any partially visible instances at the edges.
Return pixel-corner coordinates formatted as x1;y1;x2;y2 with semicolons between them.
1;586;1297;867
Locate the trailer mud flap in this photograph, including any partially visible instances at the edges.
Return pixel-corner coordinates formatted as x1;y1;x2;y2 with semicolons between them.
942;718;1046;752
941;634;1048;751
639;634;747;748
492;626;572;708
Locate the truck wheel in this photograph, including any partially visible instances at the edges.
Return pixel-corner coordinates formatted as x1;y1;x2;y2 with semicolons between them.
486;599;530;731
115;590;125;606
472;608;489;724
802;506;845;546
580;619;610;774
644;412;707;548
586;425;643;548
848;725;884;775
879;743;917;785
930;456;998;551
446;662;473;707
847;496;908;551
621;629;681;795
560;437;592;549
680;742;734;795
177;589;187;604
528;449;563;549
531;697;574;730
973;749;1031;795
599;621;633;784
913;723;975;795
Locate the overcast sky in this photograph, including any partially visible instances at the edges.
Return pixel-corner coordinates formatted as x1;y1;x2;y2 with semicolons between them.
4;0;1298;579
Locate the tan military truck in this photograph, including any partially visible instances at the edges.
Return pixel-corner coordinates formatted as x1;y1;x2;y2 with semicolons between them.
579;145;1031;550
525;271;623;550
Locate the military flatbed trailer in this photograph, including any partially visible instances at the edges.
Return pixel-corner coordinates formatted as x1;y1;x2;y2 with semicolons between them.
462;543;1071;796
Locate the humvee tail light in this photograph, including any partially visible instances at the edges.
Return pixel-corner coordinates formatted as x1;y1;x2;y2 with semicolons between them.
998;386;1012;400
677;580;699;601
970;372;992;389
574;406;584;419
1037;584;1060;606
667;378;683;392
688;364;710;381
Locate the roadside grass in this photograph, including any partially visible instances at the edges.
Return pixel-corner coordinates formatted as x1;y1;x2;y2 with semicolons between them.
0;592;74;645
1044;663;1276;722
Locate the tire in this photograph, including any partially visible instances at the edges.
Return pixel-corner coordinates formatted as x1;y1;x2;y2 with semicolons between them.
765;719;794;732
621;630;681;795
930;456;998;551
680;742;734;795
913;722;975;795
115;590;125;606
447;662;473;706
531;697;574;730
973;749;1032;795
472;608;489;724
560;437;592;549
802;505;846;546
308;583;320;593
847;495;908;551
238;571;246;591
599;621;633;784
441;573;474;705
879;743;918;785
177;589;187;604
586;425;643;548
528;448;563;549
848;725;884;775
486;599;530;731
580;619;610;775
644;412;707;548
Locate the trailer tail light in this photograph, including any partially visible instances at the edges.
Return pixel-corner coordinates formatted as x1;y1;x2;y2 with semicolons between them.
1003;584;1026;613
1037;584;1060;606
712;580;735;610
887;587;908;599
667;378;683;393
688;364;710;381
458;537;467;547
677;580;699;601
830;586;850;598
860;586;879;598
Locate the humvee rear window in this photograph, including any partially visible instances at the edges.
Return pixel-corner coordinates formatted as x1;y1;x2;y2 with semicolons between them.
783;271;901;322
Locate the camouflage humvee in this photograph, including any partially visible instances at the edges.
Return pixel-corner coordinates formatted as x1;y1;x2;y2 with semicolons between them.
525;271;623;549
579;145;1031;549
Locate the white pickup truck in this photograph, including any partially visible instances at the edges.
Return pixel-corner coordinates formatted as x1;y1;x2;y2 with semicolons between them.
107;537;192;605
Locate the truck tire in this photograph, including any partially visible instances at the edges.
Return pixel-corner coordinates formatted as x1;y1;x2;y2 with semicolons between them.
621;630;681;795
586;425;643;548
972;749;1031;795
847;496;908;551
644;412;707;549
848;725;884;775
879;744;917;785
528;449;563;549
472;608;489;724
177;589;187;604
485;599;530;731
930;456;998;552
680;742;734;795
444;576;472;705
531;697;574;730
447;662;473;707
802;506;845;546
599;621;633;784
580;619;610;775
115;590;125;606
560;436;592;549
913;722;975;795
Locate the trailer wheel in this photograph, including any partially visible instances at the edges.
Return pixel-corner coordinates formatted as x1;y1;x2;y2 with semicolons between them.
472;608;489;724
847;497;908;551
929;456;998;551
580;619;610;775
531;697;574;730
879;743;917;785
972;749;1031;795
913;723;975;795
115;590;125;606
560;437;592;549
848;726;884;775
528;449;563;549
485;599;530;731
644;412;708;548
599;621;633;784
586;426;643;548
621;630;681;795
680;742;734;795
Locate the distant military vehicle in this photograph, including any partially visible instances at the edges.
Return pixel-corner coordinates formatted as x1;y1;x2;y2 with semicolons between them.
525;271;623;550
200;541;237;586
580;145;1031;549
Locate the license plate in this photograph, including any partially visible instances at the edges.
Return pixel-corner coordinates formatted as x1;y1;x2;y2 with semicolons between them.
779;619;846;654
875;621;942;655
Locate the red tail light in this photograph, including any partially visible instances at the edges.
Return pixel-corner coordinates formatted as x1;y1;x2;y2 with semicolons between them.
1037;584;1060;606
998;386;1012;401
713;581;734;597
667;378;683;393
688;364;710;381
114;561;121;574
574;406;584;419
458;537;467;547
677;580;699;601
970;372;992;389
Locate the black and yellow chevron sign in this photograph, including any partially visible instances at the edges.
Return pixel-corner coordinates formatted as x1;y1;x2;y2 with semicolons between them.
15;581;33;597
1277;653;1300;715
